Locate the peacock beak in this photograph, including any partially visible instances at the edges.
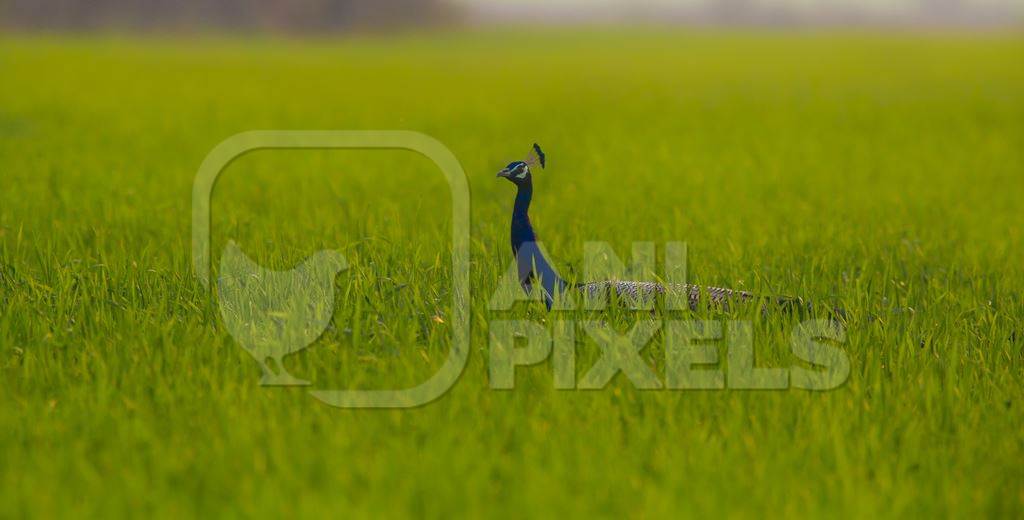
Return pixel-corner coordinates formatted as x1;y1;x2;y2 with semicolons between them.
496;168;511;178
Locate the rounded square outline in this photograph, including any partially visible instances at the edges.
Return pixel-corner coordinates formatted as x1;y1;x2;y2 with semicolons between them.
192;130;470;408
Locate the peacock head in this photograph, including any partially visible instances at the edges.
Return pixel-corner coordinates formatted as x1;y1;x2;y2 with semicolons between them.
497;143;545;186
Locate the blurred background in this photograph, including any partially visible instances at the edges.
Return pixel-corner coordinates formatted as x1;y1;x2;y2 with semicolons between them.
3;0;1022;32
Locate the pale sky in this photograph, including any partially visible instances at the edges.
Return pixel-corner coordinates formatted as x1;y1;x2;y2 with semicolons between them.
453;0;1024;22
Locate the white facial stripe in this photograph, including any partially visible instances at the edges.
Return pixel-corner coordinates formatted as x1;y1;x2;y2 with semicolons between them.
515;169;528;179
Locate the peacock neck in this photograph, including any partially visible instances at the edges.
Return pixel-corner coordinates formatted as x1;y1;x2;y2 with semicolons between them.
508;179;566;309
510;181;536;252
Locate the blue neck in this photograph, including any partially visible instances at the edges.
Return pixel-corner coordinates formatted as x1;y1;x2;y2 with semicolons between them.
509;180;565;308
511;181;536;251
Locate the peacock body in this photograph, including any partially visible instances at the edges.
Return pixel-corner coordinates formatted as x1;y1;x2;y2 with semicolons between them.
575;280;752;309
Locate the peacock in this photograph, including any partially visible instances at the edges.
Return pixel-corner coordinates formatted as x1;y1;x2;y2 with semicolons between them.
496;143;806;312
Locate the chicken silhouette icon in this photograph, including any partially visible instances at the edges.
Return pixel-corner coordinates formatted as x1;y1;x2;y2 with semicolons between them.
217;241;347;386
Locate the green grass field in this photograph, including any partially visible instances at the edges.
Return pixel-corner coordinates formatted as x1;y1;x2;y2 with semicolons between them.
1;30;1023;516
